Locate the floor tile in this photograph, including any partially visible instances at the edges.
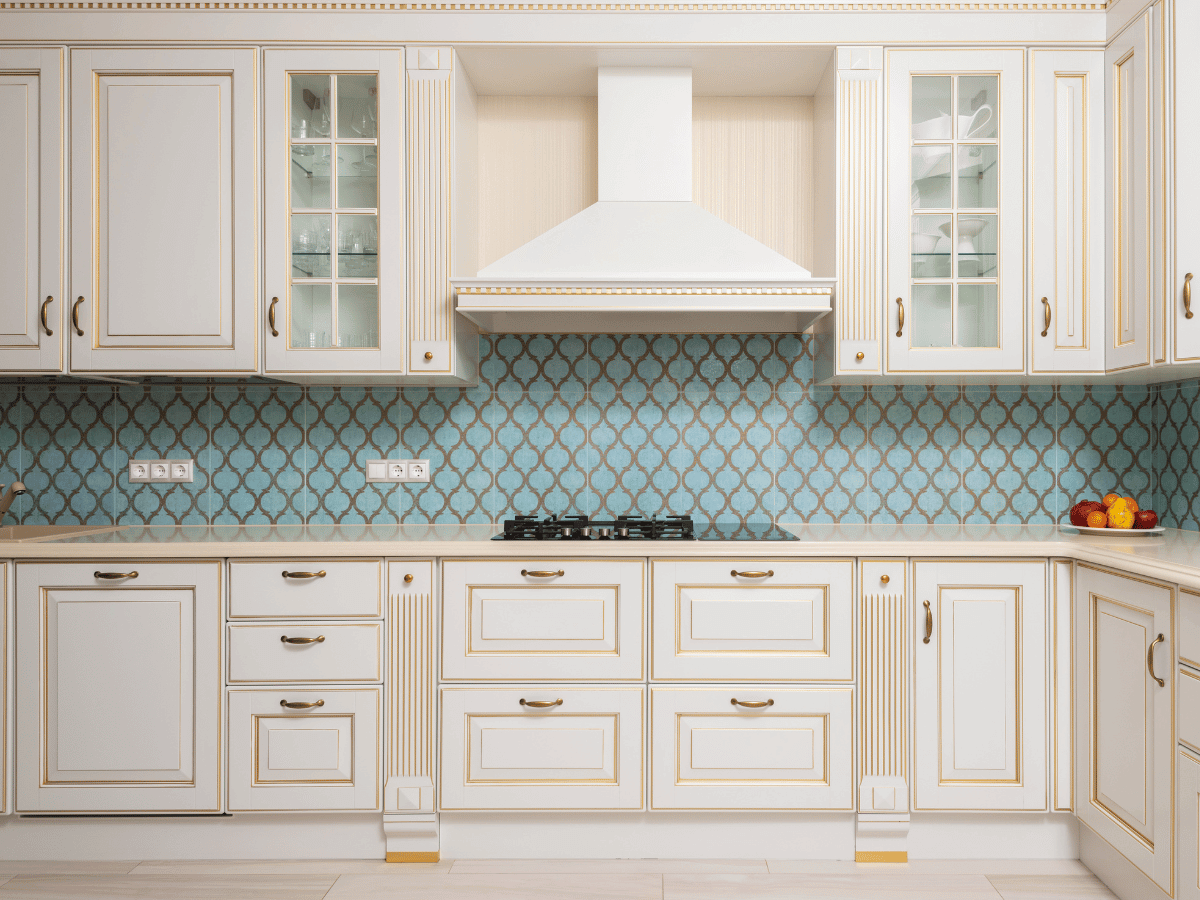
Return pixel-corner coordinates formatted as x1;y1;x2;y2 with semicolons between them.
0;874;336;899
987;874;1118;899
766;860;1091;875
323;873;663;899
663;873;1002;899
0;864;139;876
451;859;767;874
129;859;453;875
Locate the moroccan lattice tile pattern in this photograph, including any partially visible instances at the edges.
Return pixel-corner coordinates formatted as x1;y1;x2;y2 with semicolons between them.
0;335;1187;529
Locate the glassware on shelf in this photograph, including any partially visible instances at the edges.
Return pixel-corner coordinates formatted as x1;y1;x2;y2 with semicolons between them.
337;74;378;139
290;145;331;208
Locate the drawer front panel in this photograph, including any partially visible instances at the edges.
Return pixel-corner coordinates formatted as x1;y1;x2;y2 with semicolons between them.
860;559;906;598
229;560;383;619
1181;589;1200;671
650;686;854;810
651;559;853;681
228;623;383;683
1183;668;1200;754
227;688;379;811
442;560;644;681
440;687;643;810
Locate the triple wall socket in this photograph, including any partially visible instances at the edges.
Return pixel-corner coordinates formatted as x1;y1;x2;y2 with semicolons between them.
129;459;194;483
364;459;431;483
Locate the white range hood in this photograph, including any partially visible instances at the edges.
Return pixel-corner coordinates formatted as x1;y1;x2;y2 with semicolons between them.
453;67;834;334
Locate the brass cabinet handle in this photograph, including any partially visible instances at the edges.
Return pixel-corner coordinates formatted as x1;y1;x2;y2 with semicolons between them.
521;569;564;578
896;297;905;337
1186;273;1194;320
424;351;433;361
731;698;774;709
40;296;54;336
880;574;890;585
72;296;84;336
269;297;280;337
1041;297;1052;337
282;570;326;579
280;699;324;709
923;600;933;644
731;569;773;578
281;635;325;644
403;574;414;584
1148;633;1165;687
520;698;562;708
94;571;137;580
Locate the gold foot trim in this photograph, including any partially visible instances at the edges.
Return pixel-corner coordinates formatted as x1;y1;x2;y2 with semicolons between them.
386;852;440;863
856;851;908;863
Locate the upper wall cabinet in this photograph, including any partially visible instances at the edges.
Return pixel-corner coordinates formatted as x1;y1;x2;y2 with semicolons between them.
885;49;1026;376
1029;50;1106;374
0;48;63;375
1169;0;1200;363
69;48;258;376
263;49;405;377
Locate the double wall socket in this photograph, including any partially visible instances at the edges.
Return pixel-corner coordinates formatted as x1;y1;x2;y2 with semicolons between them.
364;459;431;483
129;459;194;483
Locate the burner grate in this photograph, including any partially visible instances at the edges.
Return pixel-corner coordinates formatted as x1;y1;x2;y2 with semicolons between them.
496;514;695;541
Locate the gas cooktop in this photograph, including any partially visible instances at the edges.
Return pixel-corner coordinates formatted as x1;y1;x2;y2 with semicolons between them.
492;515;801;541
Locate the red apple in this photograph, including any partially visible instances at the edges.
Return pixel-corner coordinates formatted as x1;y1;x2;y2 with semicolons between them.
1134;510;1159;529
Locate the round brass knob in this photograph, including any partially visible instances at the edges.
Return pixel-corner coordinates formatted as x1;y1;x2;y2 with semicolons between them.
424;351;433;361
403;574;414;584
880;574;890;585
855;352;865;361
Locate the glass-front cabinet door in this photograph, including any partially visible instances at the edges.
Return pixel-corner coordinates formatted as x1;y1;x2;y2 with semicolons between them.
264;50;403;375
886;50;1025;374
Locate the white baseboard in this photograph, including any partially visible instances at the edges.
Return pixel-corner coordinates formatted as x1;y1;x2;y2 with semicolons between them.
907;813;1080;859
1079;821;1170;900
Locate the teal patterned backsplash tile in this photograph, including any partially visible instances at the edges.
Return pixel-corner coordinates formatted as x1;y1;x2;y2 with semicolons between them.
0;334;1189;529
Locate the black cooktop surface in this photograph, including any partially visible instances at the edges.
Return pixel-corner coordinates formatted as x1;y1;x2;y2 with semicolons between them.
492;515;799;541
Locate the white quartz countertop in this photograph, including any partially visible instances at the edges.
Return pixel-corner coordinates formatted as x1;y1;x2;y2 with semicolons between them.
1;521;1198;590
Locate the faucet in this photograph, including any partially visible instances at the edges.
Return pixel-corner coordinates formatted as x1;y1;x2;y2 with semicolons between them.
0;481;27;521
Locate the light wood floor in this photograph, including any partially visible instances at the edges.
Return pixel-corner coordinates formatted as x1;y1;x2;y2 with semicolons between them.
0;859;1115;899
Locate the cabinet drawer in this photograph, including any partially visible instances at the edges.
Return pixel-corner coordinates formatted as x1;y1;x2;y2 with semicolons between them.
861;559;905;598
650;559;853;681
1183;668;1200;754
1181;589;1200;671
439;687;644;810
227;688;380;811
228;623;382;683
441;559;645;681
650;686;854;810
229;560;383;618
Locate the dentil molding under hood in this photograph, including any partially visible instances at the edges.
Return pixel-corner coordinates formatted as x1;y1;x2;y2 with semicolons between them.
452;67;834;334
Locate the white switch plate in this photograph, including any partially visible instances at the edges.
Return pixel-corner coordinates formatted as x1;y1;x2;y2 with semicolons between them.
129;459;194;484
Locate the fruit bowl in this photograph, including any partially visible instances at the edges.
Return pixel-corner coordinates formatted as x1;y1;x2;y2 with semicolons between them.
1064;524;1166;536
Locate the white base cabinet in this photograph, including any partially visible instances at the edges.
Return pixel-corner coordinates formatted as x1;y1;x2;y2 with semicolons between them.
16;561;222;813
1180;748;1200;900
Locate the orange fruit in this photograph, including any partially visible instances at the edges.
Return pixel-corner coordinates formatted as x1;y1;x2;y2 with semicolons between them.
1086;510;1108;528
1102;493;1120;509
1125;497;1140;513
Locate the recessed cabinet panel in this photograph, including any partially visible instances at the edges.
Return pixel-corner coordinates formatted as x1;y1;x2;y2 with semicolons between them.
441;560;644;681
0;49;63;373
1180;749;1200;900
650;687;853;811
440;687;643;810
69;48;257;374
1181;668;1200;754
1174;0;1200;361
651;559;852;681
16;562;221;813
913;560;1046;810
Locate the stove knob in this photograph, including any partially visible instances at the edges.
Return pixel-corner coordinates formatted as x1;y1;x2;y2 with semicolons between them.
616;527;629;538
597;527;611;539
560;526;575;539
579;526;592;538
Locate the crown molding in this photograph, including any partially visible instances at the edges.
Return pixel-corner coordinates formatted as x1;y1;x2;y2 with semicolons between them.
0;1;1107;11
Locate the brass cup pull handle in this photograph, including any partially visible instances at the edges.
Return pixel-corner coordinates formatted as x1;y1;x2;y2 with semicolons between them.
280;699;324;709
282;570;326;579
269;297;279;337
731;569;774;578
72;296;84;336
521;569;564;578
520;698;563;709
40;296;54;336
731;698;774;709
1148;633;1165;687
896;297;905;337
281;635;325;644
1186;273;1194;320
1041;297;1052;337
923;600;933;644
94;571;138;580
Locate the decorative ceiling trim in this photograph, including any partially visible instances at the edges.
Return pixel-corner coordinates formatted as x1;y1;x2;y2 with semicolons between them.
0;1;1107;11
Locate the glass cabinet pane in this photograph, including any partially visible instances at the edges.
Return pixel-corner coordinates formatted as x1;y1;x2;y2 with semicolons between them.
957;145;998;209
292;214;331;278
912;76;953;139
337;74;377;139
911;285;953;347
912;145;952;208
337;215;378;278
336;145;377;209
958;75;998;140
337;284;379;349
290;74;331;139
290;284;333;349
291;145;331;208
957;215;997;278
958;284;999;348
912;215;952;279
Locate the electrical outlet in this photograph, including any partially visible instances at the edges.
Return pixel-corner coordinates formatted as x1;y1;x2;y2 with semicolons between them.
130;459;194;484
365;460;409;483
388;462;407;480
171;461;193;482
407;460;430;483
129;462;151;482
150;462;170;481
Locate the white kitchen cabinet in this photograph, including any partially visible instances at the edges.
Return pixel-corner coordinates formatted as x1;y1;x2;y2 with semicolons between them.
649;686;854;811
1169;0;1200;362
15;561;222;812
650;558;853;682
228;559;384;619
1181;748;1200;900
441;559;644;682
0;48;63;375
264;49;405;377
227;687;380;811
69;48;258;375
227;622;383;684
1;561;8;815
912;559;1046;810
439;686;644;811
886;49;1026;375
1075;563;1174;893
1029;50;1106;374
